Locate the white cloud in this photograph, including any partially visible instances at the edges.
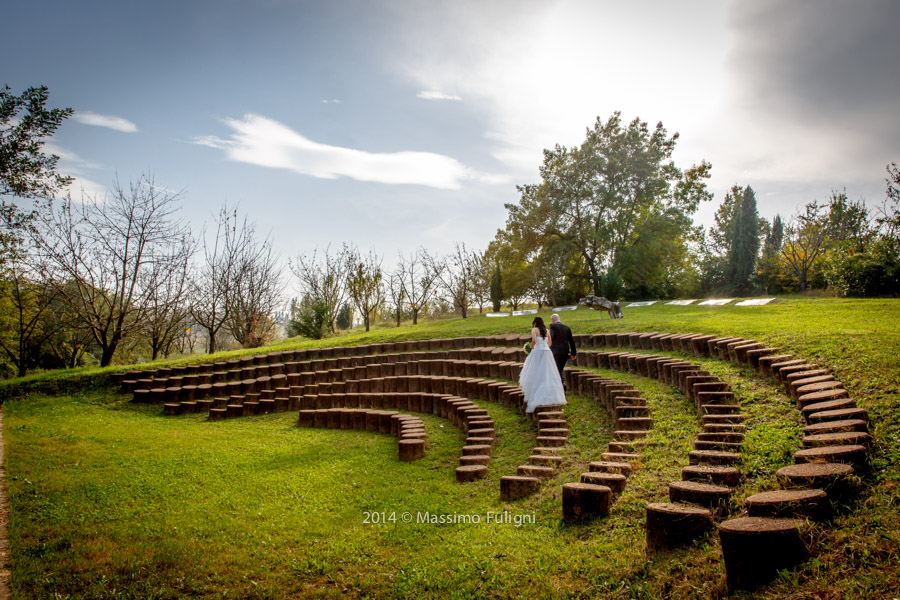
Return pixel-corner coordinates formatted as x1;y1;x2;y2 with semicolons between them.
417;90;462;101
192;114;484;189
321;99;342;104
73;111;138;133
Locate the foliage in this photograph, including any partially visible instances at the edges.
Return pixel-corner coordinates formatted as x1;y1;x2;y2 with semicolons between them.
346;249;384;332
290;243;353;333
335;303;353;329
489;263;502;312
725;186;761;295
287;295;329;340
600;268;623;301
35;175;191;367
781;200;829;293
825;238;900;296
0;85;72;200
504;111;711;296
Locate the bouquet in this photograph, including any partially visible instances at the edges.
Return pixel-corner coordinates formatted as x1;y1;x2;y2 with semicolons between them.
523;342;532;355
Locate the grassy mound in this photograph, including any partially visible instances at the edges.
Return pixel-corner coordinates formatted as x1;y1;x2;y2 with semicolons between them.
4;297;899;599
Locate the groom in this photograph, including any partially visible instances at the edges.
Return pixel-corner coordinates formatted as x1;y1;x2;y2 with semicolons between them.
549;313;577;390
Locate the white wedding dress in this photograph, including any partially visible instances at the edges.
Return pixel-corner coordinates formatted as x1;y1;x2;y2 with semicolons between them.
519;336;567;413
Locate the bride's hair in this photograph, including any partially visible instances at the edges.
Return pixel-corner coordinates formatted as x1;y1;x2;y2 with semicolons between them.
533;317;547;338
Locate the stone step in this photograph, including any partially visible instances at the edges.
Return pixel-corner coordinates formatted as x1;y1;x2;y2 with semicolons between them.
668;480;732;509
703;423;748;434
536;411;566;421
758;354;794;376
783;367;830;392
462;444;492;456
528;454;562;467
517;464;556;479
616;417;653;431
500;476;541;501
608;441;641;453
775;462;858;501
702;414;747;424
614;430;650;440
794;444;867;470
693;439;743;452
602;451;642;463
689;450;742;466
701;404;742;415
588;460;632;476
459;454;491;466
562;483;611;522
745;489;830;520
536;435;567;447
682;464;741;486
539;427;570;437
802;431;872;448
789;375;837;400
797;388;850;408
718;517;809;590
697;432;745;443
801;398;855;420
399;439;426;461
802;419;868;436
645;502;713;552
455;464;488;482
806;407;868;425
580;471;627;494
537;418;568;430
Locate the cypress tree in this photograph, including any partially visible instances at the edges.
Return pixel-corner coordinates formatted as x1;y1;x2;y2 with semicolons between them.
727;186;761;295
490;264;503;312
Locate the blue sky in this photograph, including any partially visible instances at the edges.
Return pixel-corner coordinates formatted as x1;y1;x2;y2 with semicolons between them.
5;0;899;266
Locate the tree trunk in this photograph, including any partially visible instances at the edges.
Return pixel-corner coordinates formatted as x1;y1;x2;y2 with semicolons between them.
412;309;418;325
100;343;117;367
207;331;217;354
364;315;370;332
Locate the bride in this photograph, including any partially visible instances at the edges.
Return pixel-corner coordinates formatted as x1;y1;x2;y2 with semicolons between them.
518;316;567;413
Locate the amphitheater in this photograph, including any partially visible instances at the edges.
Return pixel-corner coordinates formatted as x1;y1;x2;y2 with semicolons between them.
117;331;871;590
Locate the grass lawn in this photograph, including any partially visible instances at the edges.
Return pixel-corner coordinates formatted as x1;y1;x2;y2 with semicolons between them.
3;297;899;599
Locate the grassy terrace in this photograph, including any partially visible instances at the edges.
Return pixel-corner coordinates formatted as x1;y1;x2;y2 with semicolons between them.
3;297;899;599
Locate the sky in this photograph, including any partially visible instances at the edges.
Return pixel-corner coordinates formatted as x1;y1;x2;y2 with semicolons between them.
4;0;899;270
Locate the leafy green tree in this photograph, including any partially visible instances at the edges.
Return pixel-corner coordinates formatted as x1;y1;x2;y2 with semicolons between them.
346;249;383;332
335;303;353;329
288;296;329;339
757;215;788;294
489;263;502;312
782;201;829;293
727;186;761;295
505;112;711;296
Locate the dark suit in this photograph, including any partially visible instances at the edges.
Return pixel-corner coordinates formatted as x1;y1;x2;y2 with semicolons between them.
549;321;576;387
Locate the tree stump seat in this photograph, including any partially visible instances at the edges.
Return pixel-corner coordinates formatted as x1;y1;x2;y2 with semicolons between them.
668;480;732;509
718;517;809;590
745;489;830;520
588;460;632;476
455;464;488;482
645;502;713;552
581;471;626;494
682;464;741;486
689;450;741;466
500;476;541;500
562;483;611;522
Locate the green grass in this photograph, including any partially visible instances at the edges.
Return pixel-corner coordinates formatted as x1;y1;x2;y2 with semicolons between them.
4;296;900;598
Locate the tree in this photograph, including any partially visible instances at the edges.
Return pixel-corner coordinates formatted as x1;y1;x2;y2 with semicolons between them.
824;190;871;252
469;251;491;314
505;112;711;296
287;295;329;339
290;244;352;333
757;215;786;294
36;175;191;367
782;201;829;293
726;186;761;295
1;85;72;199
386;271;406;327
0;266;64;376
489;262;502;312
224;218;282;348
433;242;478;318
139;234;193;360
346;249;384;332
190;207;245;354
396;248;442;325
486;231;530;310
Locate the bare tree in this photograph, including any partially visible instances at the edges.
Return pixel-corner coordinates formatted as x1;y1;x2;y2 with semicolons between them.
226;221;283;348
781;201;829;292
189;207;243;354
36;175;191;367
347;249;384;332
141;234;193;360
386;270;405;327
469;251;491;314
433;242;478;318
290;244;352;333
397;248;443;325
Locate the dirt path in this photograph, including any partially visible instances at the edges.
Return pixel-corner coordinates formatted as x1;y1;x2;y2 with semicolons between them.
0;407;10;599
